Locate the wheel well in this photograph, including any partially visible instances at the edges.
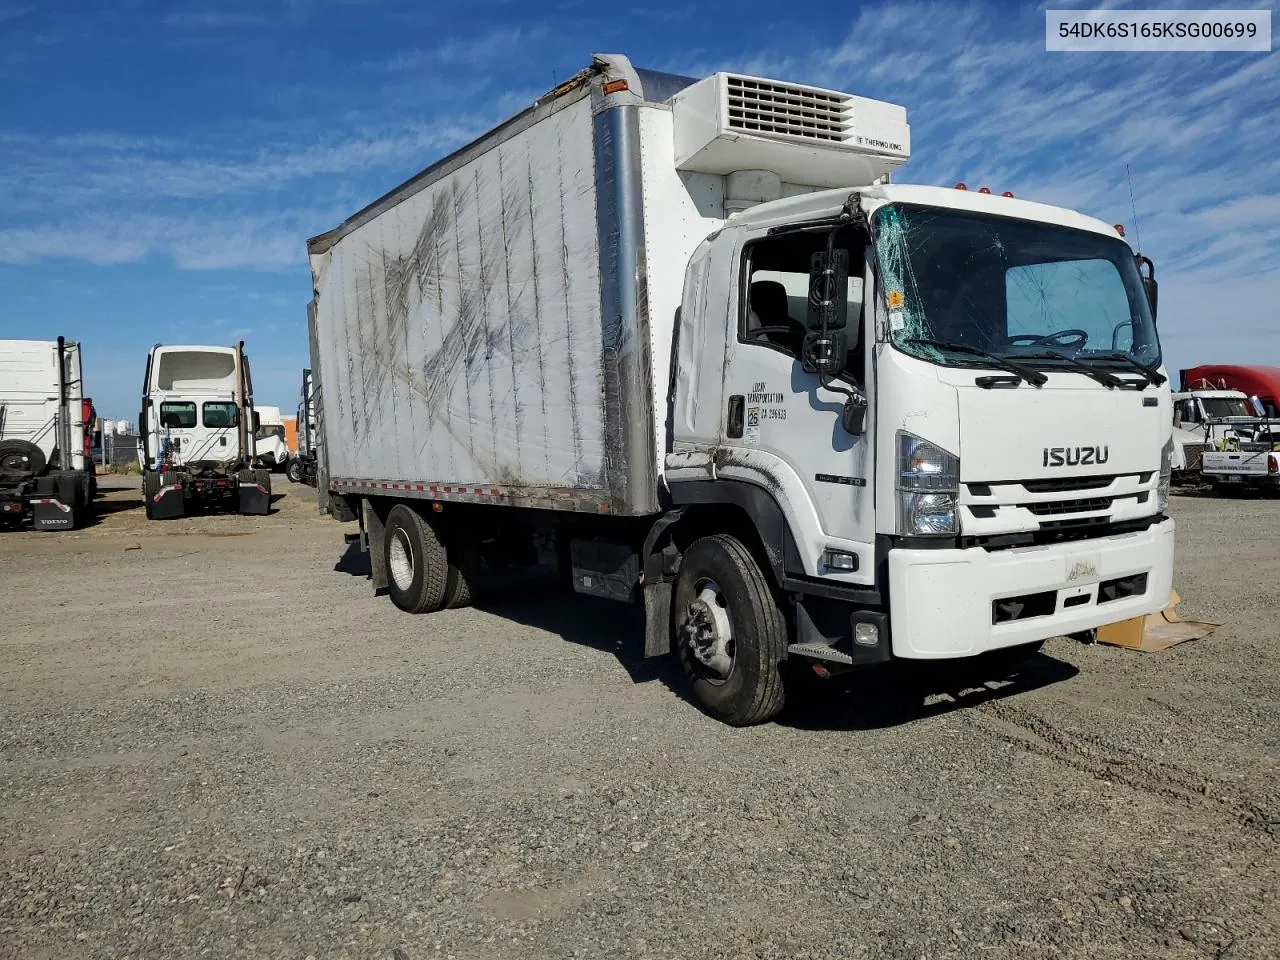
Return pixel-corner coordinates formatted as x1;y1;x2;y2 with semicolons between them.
667;503;781;590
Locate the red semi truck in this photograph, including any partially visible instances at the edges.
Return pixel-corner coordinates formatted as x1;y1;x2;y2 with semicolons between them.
1181;366;1280;417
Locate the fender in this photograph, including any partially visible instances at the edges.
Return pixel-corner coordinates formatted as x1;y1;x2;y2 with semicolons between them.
640;479;881;657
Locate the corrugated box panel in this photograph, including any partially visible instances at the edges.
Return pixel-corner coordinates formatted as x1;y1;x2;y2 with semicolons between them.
312;97;607;493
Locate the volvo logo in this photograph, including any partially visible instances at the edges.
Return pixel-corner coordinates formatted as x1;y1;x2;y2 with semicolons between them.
1043;446;1110;467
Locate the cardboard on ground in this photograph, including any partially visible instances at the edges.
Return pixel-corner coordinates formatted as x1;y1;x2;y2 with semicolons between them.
1095;590;1219;652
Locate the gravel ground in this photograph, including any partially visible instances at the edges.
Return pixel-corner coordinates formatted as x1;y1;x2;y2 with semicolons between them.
0;481;1276;959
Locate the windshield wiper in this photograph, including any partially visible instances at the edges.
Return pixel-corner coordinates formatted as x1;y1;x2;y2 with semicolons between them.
1089;351;1167;386
905;338;1047;386
1012;350;1128;389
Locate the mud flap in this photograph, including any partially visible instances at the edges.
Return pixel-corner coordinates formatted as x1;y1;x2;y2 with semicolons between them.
31;474;76;532
149;472;187;520
238;469;271;516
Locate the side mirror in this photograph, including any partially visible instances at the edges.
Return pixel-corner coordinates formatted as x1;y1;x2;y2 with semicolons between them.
1249;395;1266;417
253;411;261;432
807;248;849;331
842;395;867;436
1137;255;1157;322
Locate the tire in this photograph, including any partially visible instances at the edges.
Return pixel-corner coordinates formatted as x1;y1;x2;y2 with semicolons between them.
443;538;482;609
0;439;46;481
383;504;449;614
143;471;159;521
673;534;788;726
287;459;303;484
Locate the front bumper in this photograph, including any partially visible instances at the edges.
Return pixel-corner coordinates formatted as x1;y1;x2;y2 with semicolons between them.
889;518;1176;659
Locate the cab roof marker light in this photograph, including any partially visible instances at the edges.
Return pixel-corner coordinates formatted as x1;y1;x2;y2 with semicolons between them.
1114;224;1126;237
978;186;991;194
1001;191;1014;198
954;182;967;190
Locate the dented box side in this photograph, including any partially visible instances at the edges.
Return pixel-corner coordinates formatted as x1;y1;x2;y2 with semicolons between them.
309;90;679;514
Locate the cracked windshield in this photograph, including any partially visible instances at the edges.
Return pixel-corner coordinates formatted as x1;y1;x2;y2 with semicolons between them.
873;203;1160;373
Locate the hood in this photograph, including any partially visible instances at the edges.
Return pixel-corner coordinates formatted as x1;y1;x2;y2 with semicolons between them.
947;372;1168;482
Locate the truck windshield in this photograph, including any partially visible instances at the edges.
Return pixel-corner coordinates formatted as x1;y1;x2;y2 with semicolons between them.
1202;397;1251;419
873;203;1160;373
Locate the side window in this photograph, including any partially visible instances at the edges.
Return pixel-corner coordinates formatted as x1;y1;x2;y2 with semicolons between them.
159;402;196;429
202;402;239;428
740;233;866;380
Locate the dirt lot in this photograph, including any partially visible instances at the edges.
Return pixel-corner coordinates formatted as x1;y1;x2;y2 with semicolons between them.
0;480;1276;959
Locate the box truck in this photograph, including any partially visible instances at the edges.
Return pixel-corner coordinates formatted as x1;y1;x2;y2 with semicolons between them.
139;342;271;519
307;55;1176;724
0;337;96;531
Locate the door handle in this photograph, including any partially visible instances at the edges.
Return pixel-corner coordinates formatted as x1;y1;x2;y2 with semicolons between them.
726;395;744;439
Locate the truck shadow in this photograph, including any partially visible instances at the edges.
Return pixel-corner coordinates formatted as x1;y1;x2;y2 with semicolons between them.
328;544;1079;730
777;653;1079;731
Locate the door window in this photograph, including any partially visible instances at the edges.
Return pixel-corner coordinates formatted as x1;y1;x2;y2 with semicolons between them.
740;231;867;382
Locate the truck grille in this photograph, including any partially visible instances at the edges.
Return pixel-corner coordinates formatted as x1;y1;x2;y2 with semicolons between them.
1182;444;1209;472
1026;497;1113;517
1020;475;1117;493
726;76;850;143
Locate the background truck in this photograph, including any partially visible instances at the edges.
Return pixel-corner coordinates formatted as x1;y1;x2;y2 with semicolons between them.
253;404;291;472
139;342;272;519
1181;365;1280;418
1169;385;1257;482
307;54;1175;725
288;368;320;487
0;337;97;531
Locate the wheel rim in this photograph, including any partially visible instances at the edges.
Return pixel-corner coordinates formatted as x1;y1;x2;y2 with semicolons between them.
680;577;735;683
388;528;415;591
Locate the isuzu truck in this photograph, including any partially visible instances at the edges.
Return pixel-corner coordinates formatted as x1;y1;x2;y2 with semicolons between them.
306;55;1175;725
139;342;271;519
0;337;96;531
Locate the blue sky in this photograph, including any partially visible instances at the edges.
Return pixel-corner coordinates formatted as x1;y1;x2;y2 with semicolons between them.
0;0;1276;420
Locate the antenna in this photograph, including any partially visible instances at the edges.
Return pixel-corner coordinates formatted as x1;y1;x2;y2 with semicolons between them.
1125;164;1143;253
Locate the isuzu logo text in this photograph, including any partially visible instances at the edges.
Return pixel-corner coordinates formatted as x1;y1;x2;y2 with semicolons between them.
1043;446;1110;467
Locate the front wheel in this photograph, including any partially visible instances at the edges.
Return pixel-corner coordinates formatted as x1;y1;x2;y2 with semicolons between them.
286;459;303;484
673;535;788;726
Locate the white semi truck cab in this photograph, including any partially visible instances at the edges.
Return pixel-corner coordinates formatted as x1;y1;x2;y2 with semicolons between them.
308;55;1175;724
139;342;272;519
0;337;96;531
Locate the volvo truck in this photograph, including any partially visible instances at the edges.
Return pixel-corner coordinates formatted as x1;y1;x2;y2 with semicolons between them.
306;55;1175;725
139;342;271;519
0;337;96;531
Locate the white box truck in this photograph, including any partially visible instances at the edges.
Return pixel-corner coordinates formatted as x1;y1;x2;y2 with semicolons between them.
139;342;272;519
0;337;96;531
307;55;1176;725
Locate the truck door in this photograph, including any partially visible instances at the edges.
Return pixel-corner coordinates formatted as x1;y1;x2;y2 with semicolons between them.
717;227;877;584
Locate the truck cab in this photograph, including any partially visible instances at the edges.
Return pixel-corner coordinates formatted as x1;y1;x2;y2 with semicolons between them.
667;183;1173;663
253;404;290;472
139;343;271;519
0;338;95;530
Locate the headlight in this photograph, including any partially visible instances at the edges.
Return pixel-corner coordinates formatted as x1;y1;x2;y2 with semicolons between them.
897;432;960;536
1158;437;1173;512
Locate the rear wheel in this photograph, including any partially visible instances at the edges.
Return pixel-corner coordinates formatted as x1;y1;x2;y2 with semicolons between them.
384;504;449;614
443;538;482;609
673;534;788;726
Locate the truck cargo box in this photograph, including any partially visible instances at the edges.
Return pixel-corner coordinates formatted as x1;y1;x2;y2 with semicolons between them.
307;55;909;517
